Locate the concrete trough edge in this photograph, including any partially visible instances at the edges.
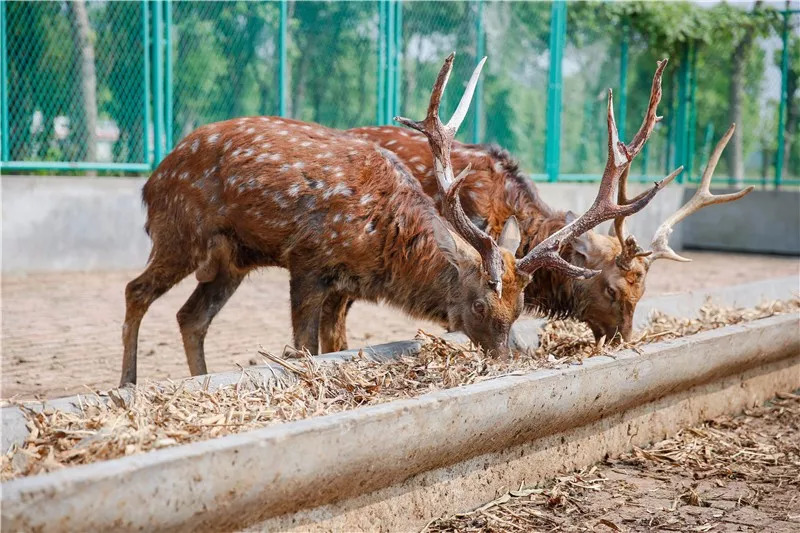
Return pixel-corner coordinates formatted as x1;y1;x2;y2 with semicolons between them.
3;275;795;455
1;311;798;532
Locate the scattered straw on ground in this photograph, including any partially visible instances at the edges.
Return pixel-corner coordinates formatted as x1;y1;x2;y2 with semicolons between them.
2;298;797;481
423;392;800;532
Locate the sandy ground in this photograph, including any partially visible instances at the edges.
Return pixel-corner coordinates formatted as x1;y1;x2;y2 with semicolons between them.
2;251;797;400
427;393;800;532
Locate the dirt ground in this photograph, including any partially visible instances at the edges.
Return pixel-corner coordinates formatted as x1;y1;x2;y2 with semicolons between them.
1;251;797;400
426;392;800;533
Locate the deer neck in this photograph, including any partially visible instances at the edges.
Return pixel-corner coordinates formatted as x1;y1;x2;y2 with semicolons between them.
522;212;584;319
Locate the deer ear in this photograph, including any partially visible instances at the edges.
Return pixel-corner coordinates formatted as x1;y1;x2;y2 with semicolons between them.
498;216;521;255
571;230;594;265
432;218;480;270
565;210;578;225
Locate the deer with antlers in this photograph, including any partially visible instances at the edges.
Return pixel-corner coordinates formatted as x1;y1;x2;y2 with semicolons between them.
350;59;753;343
120;53;673;385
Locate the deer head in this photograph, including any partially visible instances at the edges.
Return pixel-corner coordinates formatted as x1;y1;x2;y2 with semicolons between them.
396;53;674;357
570;122;752;343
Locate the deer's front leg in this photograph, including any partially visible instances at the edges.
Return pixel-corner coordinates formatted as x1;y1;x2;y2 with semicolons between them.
320;292;353;353
289;270;326;355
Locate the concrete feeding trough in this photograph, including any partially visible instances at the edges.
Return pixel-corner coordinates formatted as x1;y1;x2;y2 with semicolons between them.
1;277;798;532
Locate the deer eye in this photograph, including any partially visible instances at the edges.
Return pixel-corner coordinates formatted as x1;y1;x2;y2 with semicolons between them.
606;285;617;301
472;300;486;317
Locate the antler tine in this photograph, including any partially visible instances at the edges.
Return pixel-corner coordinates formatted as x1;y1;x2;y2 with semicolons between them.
394;54;505;294
610;60;668;249
648;123;754;263
516;69;679;278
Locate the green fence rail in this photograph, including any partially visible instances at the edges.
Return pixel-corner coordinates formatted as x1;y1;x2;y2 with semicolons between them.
1;1;798;187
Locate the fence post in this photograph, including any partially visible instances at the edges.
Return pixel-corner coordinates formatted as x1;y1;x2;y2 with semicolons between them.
142;0;151;166
472;0;484;144
687;42;697;181
377;0;386;124
386;0;395;125
545;0;566;182
1;0;9;162
151;0;164;165
394;0;402;119
775;9;789;188
618;20;628;142
279;0;288;117
163;0;173;151
674;44;690;183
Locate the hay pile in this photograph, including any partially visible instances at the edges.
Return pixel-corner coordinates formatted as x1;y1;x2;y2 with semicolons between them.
2;298;797;481
424;392;800;532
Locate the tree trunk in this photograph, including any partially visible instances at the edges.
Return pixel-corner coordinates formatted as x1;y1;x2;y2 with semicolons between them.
727;41;749;185
68;0;97;164
727;3;761;186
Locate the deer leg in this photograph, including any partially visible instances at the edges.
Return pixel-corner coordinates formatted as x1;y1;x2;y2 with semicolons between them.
319;292;353;353
121;256;191;386
289;272;326;355
177;267;245;377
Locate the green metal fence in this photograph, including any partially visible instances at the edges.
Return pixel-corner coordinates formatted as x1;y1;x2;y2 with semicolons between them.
1;1;798;187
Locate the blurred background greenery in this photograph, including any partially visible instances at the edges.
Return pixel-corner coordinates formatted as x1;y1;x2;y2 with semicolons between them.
1;1;798;186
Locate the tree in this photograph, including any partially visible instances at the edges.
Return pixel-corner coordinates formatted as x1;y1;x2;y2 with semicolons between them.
68;0;97;164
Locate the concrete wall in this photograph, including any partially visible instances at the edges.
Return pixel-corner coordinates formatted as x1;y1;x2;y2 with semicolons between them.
2;176;796;273
680;188;800;255
2;176;150;272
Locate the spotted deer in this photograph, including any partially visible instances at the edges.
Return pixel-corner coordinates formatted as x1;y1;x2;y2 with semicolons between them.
120;54;670;385
350;60;753;344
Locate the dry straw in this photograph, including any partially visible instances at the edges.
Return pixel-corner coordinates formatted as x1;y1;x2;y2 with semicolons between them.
2;298;797;481
423;392;800;532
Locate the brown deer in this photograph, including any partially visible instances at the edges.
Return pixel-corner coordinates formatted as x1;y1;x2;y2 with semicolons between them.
120;54;669;385
349;60;753;343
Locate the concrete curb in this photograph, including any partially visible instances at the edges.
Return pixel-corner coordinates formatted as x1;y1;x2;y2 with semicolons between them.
2;312;798;532
2;276;795;454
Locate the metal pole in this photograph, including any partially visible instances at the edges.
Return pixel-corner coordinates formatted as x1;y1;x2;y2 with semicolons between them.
395;0;402;119
1;0;9;161
279;0;288;117
163;0;173;151
377;0;386;124
618;20;628;141
152;0;164;165
675;44;690;183
775;9;789;188
545;0;566;182
386;0;395;125
687;42;697;181
142;0;151;166
472;0;484;144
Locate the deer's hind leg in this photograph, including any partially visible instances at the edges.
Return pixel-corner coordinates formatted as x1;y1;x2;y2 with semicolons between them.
319;292;353;353
289;270;327;355
177;235;246;376
121;253;193;386
177;269;245;377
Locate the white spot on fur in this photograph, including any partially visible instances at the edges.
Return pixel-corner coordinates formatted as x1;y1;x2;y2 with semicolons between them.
246;127;255;134
331;231;338;239
280;164;291;172
292;161;304;169
409;156;422;163
365;220;376;233
360;194;373;205
300;141;312;147
385;140;397;146
270;153;282;161
415;165;426;172
277;130;289;135
207;133;220;145
288;184;301;197
332;213;342;223
223;139;232;151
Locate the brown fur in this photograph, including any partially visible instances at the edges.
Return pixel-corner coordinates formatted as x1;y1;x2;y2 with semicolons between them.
349;126;650;342
121;118;529;385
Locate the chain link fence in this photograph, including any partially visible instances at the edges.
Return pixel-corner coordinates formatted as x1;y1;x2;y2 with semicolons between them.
1;1;798;186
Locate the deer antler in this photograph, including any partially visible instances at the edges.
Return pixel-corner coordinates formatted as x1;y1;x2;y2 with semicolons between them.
516;60;678;278
395;53;507;294
647;123;753;264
